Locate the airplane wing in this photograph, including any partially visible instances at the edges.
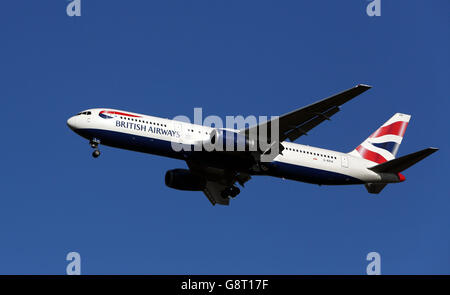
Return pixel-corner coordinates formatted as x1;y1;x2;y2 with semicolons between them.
241;84;372;143
185;160;251;206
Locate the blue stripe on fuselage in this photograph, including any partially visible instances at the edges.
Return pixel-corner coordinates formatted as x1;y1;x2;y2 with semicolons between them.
73;128;362;185
265;161;363;185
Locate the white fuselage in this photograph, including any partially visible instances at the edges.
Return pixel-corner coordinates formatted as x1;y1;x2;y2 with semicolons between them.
67;108;397;185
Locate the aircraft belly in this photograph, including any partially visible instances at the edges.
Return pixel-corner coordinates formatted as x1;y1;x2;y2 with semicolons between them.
74;127;370;185
265;160;364;185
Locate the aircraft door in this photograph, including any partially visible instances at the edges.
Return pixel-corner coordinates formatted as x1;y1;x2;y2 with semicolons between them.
341;155;349;168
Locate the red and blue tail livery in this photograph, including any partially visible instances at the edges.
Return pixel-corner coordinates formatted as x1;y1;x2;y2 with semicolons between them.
350;113;410;164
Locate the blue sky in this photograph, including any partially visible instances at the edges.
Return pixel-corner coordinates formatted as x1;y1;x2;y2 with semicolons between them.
0;1;448;274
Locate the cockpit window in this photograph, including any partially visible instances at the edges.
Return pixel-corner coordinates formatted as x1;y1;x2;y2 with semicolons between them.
76;111;92;116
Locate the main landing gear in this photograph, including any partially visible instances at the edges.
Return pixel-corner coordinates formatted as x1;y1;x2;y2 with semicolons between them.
90;138;101;158
221;186;240;200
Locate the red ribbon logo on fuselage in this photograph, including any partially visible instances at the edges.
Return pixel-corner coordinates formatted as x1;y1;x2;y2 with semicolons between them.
99;110;141;119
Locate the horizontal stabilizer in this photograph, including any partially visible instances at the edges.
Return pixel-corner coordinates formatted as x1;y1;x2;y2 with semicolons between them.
369;147;438;174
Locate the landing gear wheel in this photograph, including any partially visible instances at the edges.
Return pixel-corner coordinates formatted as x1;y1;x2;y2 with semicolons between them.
221;186;240;200
90;138;100;149
221;191;229;200
230;186;240;198
92;150;101;158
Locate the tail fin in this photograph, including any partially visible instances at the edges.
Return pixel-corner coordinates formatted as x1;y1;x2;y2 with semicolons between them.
349;113;411;163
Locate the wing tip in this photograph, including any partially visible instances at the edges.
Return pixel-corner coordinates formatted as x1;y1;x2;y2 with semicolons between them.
428;147;439;153
356;83;372;89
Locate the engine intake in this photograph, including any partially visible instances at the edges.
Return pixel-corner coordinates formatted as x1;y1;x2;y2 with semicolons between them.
165;169;206;191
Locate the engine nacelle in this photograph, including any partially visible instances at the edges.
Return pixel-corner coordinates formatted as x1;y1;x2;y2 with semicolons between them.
206;129;257;151
165;169;206;191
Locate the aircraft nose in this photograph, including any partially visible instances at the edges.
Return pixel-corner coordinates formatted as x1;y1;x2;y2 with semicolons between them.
67;116;77;130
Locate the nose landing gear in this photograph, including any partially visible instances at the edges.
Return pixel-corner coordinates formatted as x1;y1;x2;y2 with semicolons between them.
90;138;101;158
92;149;101;158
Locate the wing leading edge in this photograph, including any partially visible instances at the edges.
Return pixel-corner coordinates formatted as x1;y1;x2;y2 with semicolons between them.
241;84;372;143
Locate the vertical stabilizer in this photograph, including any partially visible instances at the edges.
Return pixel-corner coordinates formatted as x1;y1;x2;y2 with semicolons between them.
349;113;410;164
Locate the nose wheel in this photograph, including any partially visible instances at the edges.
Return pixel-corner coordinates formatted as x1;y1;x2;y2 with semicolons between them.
90;138;101;158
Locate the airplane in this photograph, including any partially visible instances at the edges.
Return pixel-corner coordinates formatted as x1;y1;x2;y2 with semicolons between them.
67;84;438;205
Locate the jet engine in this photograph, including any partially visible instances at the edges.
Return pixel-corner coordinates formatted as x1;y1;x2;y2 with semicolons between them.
165;169;206;191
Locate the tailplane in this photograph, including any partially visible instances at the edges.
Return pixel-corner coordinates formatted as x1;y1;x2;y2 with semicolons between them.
349;113;411;163
364;147;438;194
368;147;438;174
